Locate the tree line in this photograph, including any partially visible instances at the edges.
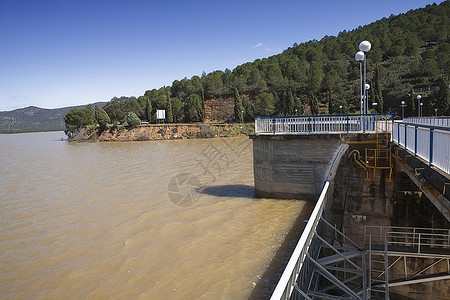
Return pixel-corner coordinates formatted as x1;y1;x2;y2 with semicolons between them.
65;1;449;135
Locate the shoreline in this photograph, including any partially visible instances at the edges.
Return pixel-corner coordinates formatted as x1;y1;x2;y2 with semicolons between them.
68;123;254;142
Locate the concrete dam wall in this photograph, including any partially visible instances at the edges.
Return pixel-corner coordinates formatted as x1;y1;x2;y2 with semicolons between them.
250;134;348;200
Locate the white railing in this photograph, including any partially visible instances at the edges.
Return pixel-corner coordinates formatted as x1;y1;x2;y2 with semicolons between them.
364;226;450;254
270;181;329;300
255;114;393;135
392;122;450;175
404;117;450;127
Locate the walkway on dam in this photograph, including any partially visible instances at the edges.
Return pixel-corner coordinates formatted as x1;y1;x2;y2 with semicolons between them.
252;114;450;300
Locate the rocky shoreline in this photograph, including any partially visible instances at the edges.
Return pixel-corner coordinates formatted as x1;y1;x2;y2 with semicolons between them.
69;123;254;142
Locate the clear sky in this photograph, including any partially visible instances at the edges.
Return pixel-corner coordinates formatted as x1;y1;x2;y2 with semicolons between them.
0;0;444;111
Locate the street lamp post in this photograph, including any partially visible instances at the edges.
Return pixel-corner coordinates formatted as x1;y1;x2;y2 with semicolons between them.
420;102;423;117
372;102;377;113
417;95;421;117
359;41;371;114
339;105;342;114
365;84;371;114
355;51;365;114
400;101;406;119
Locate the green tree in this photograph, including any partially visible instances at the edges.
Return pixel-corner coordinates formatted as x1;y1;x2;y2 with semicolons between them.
255;92;275;116
171;97;183;122
202;71;223;99
126;112;141;128
434;77;450;115
373;64;385;112
241;95;254;121
94;105;110;130
233;88;244;123
184;94;204;122
310;93;319;115
327;91;333;114
166;89;174;123
64;107;95;137
294;96;303;115
410;90;416;117
421;59;440;77
287;89;295;115
104;96;144;123
309;62;324;91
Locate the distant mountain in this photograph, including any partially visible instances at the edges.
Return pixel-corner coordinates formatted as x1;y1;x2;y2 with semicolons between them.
0;103;107;133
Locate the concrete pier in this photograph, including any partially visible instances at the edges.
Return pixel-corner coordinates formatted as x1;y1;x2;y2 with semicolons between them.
250;134;347;200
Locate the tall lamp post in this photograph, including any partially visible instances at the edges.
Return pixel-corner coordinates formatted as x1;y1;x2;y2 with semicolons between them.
400;101;407;119
420;102;424;117
359;41;371;114
417;95;421;117
365;84;371;114
372;102;377;113
355;51;365;114
339;105;343;114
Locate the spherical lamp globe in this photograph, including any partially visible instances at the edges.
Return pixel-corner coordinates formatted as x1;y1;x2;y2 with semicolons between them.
359;40;371;52
355;51;365;61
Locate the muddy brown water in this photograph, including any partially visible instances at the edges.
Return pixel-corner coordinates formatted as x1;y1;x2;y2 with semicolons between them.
0;132;310;299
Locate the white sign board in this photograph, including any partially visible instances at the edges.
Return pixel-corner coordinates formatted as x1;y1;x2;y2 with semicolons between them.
156;109;166;120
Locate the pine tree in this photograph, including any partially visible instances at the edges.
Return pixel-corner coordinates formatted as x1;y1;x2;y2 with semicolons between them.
327;91;333;114
94;105;110;129
200;88;206;122
146;98;152;122
166;89;173;123
234;88;244;123
373;64;384;113
287;89;295;115
310;93;319;115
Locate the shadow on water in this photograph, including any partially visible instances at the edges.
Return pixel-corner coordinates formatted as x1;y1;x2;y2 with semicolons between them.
197;185;255;198
248;199;315;300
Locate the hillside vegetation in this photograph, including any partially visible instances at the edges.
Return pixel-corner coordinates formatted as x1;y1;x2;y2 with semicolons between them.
0;103;107;134
65;2;449;135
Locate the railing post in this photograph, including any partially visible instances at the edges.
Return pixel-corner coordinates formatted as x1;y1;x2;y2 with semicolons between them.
272;118;276;135
429;128;434;166
414;125;418;156
346;115;349;133
404;124;407;150
418;233;421;253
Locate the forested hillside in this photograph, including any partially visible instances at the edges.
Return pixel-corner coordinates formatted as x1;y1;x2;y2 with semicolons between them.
66;1;449;132
0;103;106;133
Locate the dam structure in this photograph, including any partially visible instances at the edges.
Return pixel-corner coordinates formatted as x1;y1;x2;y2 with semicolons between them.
250;114;450;300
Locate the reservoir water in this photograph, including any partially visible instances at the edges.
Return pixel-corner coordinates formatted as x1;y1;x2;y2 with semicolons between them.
0;131;310;299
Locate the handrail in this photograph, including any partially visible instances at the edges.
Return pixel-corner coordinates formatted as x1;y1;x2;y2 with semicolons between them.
255;114;393;135
364;225;450;253
270;181;330;300
392;121;450;175
404;117;450;127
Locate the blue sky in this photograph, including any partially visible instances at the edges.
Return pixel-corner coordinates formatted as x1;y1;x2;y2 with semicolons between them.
0;0;443;111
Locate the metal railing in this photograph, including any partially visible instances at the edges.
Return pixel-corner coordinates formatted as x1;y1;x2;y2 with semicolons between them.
392;121;450;175
255;114;393;135
404;117;450;127
364;226;450;255
270;181;330;300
